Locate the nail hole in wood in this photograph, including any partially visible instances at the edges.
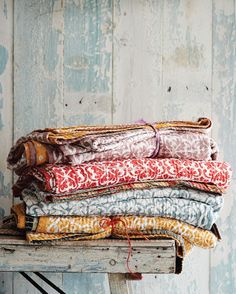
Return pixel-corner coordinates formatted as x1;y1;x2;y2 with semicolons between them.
79;97;84;104
65;103;68;107
206;86;209;91
109;259;117;266
167;86;171;92
186;85;188;90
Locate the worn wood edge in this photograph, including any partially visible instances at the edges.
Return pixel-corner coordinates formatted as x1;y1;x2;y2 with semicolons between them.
0;239;176;273
108;273;129;294
0;237;175;247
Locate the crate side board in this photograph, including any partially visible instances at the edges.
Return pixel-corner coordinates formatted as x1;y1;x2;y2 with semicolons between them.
0;238;176;274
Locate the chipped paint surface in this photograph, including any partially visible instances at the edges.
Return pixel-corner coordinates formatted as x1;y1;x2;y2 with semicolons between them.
0;0;236;293
211;1;236;293
64;0;112;93
0;0;13;292
0;45;8;75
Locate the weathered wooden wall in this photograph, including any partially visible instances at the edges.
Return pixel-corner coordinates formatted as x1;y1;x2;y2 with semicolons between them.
0;0;235;293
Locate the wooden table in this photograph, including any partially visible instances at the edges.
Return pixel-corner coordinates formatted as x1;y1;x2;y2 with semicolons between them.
0;236;177;294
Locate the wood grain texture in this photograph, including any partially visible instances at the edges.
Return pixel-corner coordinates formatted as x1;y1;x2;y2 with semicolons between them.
0;0;13;293
0;0;235;293
13;1;64;292
160;0;212;121
14;0;64;139
113;0;163;123
63;273;110;294
0;239;176;273
108;274;129;294
63;0;112;125
0;0;13;216
211;1;236;293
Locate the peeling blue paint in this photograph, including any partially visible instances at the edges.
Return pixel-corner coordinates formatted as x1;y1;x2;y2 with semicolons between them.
0;114;3;130
64;113;105;126
0;207;5;218
63;273;109;294
0;171;10;197
3;0;7;18
64;0;112;93
0;45;8;75
0;83;3;129
44;29;60;73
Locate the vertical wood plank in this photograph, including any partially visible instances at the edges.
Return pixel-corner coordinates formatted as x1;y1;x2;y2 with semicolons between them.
113;1;212;293
0;0;13;218
13;1;64;292
63;0;112;125
160;0;212;121
145;1;212;293
113;0;163;123
14;0;64;138
108;274;129;294
0;0;13;293
211;1;236;293
62;0;112;293
63;273;110;294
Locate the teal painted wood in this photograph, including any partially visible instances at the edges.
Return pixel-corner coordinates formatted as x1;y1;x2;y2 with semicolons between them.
159;0;212;122
14;0;64;139
0;0;235;293
63;273;110;294
113;0;163;124
62;1;112;292
0;0;13;293
211;1;236;293
13;0;64;292
63;0;112;126
0;0;13;215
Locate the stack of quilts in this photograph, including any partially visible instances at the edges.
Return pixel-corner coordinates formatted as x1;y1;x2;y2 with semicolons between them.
4;118;232;270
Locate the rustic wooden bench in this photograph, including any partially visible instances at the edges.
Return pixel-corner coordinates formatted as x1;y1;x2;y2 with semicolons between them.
0;236;177;294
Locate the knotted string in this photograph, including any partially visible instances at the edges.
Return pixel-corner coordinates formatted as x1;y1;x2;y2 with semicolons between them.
135;119;160;158
99;217;150;280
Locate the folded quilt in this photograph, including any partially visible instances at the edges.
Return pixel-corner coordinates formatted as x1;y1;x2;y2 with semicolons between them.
22;186;223;229
7;118;217;174
13;158;232;196
11;203;111;234
112;216;218;249
11;203;218;247
25;181;223;203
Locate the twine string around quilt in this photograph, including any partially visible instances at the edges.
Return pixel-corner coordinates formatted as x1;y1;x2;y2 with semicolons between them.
99;217;150;280
135;119;160;158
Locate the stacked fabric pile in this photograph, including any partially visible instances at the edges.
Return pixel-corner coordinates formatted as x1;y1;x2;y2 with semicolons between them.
5;118;232;269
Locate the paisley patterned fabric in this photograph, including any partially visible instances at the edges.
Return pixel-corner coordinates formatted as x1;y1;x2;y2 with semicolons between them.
12;158;232;196
22;186;223;229
7;118;216;174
